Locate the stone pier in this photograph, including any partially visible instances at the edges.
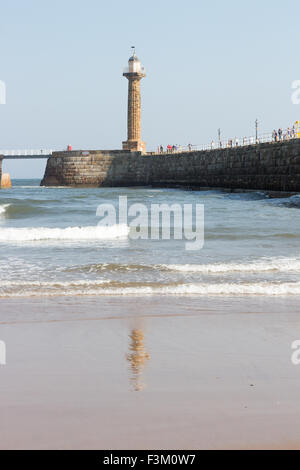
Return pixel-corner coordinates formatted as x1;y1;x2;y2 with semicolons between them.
41;139;300;192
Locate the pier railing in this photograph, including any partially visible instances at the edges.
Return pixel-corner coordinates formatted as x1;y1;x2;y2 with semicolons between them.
0;149;53;157
152;129;300;155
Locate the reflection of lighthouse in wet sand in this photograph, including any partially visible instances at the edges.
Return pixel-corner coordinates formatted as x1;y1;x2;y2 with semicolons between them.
126;329;150;392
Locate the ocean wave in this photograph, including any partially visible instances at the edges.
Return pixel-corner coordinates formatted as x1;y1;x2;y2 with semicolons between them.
0;199;66;218
67;257;300;275
0;279;111;287
4;204;47;218
1;280;300;297
0;204;10;216
225;191;269;201
0;225;130;242
205;232;300;240
66;263;157;273
160;257;300;274
268;195;300;209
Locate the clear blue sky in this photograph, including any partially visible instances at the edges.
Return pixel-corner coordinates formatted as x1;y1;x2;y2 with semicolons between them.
1;0;299;178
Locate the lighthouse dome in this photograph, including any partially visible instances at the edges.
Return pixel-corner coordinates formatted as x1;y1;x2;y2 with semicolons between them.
127;53;144;74
129;54;140;62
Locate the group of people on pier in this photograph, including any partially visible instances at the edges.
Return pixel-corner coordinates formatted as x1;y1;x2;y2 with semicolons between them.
272;125;298;142
155;121;299;155
157;144;194;154
157;144;190;154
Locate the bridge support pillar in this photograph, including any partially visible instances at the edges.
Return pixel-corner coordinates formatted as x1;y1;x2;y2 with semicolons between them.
0;156;12;188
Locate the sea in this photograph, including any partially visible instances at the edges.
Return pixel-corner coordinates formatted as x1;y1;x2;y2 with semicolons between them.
0;179;300;299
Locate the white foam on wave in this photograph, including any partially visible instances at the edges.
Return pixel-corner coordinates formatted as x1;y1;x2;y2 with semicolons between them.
0;204;10;216
1;280;300;297
160;257;300;274
0;224;130;242
0;279;111;288
77;281;300;297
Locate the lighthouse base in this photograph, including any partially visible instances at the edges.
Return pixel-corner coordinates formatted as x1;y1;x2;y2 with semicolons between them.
122;140;146;154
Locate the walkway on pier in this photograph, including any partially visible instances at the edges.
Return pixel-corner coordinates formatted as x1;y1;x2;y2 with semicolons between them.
0;149;53;159
151;127;300;155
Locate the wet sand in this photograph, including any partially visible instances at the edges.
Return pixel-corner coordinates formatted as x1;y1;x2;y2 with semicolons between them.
1;295;300;450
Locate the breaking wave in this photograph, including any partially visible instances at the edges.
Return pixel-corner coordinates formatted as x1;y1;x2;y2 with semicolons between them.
0;225;130;242
67;263;158;273
1;279;300;298
160;257;300;274
67;257;300;274
0;204;10;216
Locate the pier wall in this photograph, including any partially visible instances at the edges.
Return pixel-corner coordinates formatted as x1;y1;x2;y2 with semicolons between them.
41;140;300;192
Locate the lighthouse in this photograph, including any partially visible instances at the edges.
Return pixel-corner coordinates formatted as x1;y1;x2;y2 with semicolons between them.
122;49;146;153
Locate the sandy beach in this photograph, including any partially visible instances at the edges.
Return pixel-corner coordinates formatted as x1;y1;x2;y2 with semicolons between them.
1;295;300;450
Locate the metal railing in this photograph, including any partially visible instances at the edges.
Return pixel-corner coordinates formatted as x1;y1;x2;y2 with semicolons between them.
0;149;53;156
151;128;300;155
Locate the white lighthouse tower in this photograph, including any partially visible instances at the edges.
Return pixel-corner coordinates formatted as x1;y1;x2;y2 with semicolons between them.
122;49;146;153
